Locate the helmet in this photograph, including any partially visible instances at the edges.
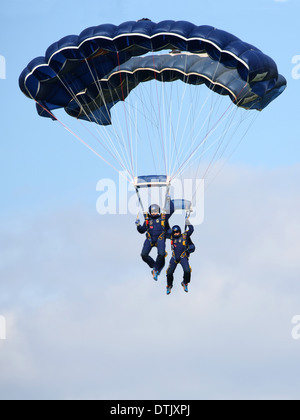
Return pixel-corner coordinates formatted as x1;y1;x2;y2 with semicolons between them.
172;225;181;236
149;204;160;218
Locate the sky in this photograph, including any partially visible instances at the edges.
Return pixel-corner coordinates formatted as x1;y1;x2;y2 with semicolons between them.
0;0;300;400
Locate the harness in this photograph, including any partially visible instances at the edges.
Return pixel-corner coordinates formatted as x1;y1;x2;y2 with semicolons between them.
145;212;167;244
171;233;188;261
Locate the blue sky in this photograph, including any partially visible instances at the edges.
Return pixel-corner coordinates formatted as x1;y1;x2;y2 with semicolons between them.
0;0;300;400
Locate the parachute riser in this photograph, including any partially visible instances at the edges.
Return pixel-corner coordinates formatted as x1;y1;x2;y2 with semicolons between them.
135;186;145;216
134;175;171;218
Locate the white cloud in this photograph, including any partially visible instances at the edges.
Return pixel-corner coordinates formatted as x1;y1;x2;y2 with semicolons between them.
0;164;300;400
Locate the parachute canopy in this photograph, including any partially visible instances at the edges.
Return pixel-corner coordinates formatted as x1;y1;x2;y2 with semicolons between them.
19;20;286;125
19;20;287;186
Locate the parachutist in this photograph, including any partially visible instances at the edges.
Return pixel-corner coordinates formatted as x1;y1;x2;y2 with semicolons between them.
166;224;195;294
137;202;174;276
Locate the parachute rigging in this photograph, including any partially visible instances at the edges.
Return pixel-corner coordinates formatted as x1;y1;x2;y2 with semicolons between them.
19;20;287;207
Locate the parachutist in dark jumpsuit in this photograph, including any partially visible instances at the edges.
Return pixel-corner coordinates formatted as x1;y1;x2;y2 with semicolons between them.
166;223;194;294
136;200;174;281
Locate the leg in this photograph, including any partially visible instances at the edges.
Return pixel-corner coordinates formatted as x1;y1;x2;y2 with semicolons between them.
141;239;155;268
180;257;191;284
154;238;166;272
166;258;177;288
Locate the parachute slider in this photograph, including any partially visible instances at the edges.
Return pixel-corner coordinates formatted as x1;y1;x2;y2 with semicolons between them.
172;199;193;213
134;175;171;189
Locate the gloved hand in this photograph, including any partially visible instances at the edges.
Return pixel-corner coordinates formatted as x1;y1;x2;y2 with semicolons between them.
135;219;140;226
185;217;191;225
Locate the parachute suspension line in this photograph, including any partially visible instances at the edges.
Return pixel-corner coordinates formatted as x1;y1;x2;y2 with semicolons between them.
190;81;207;172
134;103;139;178
83;59;133;173
77;120;132;179
135;187;145;214
123;72;139;177
172;76;220;179
206;82;254;174
210;98;258;169
104;80;137;178
168;84;182;184
73;62;133;175
85;60;134;179
189;60;222;168
167;78;183;179
54;70;132;180
172;98;216;179
186;93;258;203
173;100;196;175
205;108;260;188
166;87;183;187
124;74;147;178
134;58;163;175
172;79;250;181
169;62;193;177
116;51;135;178
201;106;240;179
151;51;168;176
176;104;239;180
34;100;131;183
114;71;162;177
192;113;241;176
170;98;237;181
133;82;160;176
176;55;203;177
188;90;233;180
198;88;218;173
161;70;173;176
186;58;225;178
82;58;135;177
160;71;168;175
128;77;136;175
120;72;135;174
182;108;240;211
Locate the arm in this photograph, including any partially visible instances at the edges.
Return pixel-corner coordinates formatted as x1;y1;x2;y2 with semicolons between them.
166;228;172;240
137;221;147;234
185;224;194;237
165;199;175;221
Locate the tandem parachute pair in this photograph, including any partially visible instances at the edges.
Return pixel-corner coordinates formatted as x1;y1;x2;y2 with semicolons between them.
19;19;286;214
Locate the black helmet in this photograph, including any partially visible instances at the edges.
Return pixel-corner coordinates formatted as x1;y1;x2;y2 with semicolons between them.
149;204;160;217
172;225;181;236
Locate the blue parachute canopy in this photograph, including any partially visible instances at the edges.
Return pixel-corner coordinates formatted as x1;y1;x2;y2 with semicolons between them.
19;20;286;125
